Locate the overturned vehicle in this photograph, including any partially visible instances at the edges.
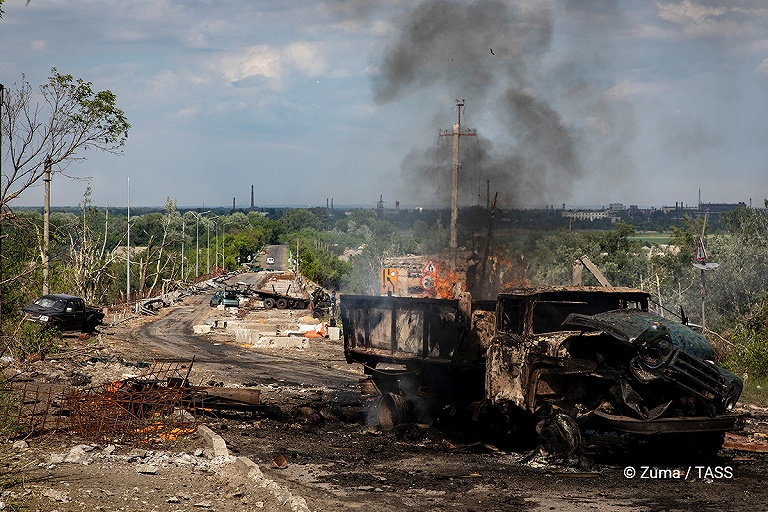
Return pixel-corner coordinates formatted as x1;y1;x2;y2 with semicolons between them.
341;287;745;458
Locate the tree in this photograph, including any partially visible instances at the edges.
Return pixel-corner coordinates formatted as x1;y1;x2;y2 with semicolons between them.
66;188;122;304
1;69;129;211
279;209;322;233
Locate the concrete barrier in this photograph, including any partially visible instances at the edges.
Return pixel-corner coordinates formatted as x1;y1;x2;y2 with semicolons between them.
327;326;341;341
236;329;310;349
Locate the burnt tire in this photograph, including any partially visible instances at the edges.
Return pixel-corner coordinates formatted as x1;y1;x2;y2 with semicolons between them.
264;298;276;309
81;315;99;334
276;298;288;309
539;412;583;457
375;393;409;430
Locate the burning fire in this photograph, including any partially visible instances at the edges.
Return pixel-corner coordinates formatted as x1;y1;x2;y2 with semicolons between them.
137;423;197;441
422;261;464;299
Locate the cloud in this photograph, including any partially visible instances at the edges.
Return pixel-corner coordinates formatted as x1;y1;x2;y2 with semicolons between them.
219;42;327;88
604;79;667;101
655;0;768;39
283;42;326;77
175;106;198;120
147;70;177;96
220;45;282;86
757;58;768;78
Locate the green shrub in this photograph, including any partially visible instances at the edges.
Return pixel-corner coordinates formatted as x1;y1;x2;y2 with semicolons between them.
11;322;66;360
723;326;768;378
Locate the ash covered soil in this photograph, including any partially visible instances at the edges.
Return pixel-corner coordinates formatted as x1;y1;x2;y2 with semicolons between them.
4;274;768;512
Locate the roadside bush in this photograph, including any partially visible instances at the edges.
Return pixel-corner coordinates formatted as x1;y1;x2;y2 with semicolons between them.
724;327;768;378
5;322;66;361
721;297;768;377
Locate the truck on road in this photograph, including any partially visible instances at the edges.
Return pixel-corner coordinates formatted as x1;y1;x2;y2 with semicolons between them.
22;294;105;334
341;287;744;458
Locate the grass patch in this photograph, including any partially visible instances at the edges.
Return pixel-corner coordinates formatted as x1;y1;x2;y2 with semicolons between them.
631;232;672;245
738;374;768;408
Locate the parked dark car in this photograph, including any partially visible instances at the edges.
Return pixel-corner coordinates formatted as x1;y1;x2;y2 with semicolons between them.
22;294;104;333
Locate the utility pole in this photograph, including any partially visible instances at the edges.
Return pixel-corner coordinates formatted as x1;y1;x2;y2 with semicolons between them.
43;156;52;295
693;213;719;331
439;100;476;270
181;214;185;282
126;177;130;305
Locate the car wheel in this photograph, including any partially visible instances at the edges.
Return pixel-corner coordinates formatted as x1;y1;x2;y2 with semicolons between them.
82;316;97;334
538;411;583;457
264;298;276;309
375;393;409;430
276;298;288;309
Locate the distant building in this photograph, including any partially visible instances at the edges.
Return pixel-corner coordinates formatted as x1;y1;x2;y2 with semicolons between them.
562;210;608;221
700;202;747;213
609;203;625;212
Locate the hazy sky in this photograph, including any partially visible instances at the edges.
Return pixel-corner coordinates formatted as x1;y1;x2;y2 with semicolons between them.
2;0;767;210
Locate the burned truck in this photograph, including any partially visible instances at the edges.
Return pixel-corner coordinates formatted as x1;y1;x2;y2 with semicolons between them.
341;287;745;457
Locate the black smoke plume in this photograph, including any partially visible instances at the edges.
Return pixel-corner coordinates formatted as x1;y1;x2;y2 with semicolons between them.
371;0;587;207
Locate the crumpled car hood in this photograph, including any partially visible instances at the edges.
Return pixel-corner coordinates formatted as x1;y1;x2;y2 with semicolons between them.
564;308;742;412
563;309;713;361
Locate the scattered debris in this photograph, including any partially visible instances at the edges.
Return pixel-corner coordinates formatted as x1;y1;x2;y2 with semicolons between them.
0;358;270;444
271;454;289;469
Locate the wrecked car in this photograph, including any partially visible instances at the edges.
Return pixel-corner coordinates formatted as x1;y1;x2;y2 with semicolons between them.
340;287;744;458
209;289;240;307
22;294;104;333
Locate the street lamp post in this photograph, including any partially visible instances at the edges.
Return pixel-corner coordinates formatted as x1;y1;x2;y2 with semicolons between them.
215;218;219;270
192;210;211;279
181;214;185;282
195;213;199;278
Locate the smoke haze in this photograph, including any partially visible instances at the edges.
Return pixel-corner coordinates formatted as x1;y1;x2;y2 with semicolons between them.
371;0;619;207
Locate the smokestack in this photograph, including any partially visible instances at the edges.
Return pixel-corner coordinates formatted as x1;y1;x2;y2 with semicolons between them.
331;198;333;210
396;201;400;214
233;197;235;210
251;185;254;209
327;198;329;209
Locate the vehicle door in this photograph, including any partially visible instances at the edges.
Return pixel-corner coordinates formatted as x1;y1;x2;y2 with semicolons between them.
63;299;84;330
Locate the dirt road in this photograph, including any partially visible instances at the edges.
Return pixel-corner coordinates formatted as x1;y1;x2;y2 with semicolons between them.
5;270;768;511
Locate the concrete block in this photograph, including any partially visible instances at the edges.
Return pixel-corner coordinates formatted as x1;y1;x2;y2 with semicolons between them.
327;326;341;341
198;425;229;458
235;456;264;479
250;335;310;350
193;324;211;334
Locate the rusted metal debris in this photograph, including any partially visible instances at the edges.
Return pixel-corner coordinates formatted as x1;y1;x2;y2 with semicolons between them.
66;360;203;443
723;432;768;453
0;381;69;437
0;359;264;444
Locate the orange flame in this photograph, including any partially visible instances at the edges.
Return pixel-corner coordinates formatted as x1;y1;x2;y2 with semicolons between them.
422;261;464;299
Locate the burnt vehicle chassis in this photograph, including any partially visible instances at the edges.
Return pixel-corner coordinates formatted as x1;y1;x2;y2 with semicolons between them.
341;288;745;458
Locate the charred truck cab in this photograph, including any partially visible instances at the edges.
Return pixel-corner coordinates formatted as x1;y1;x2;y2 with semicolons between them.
341;287;745;458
